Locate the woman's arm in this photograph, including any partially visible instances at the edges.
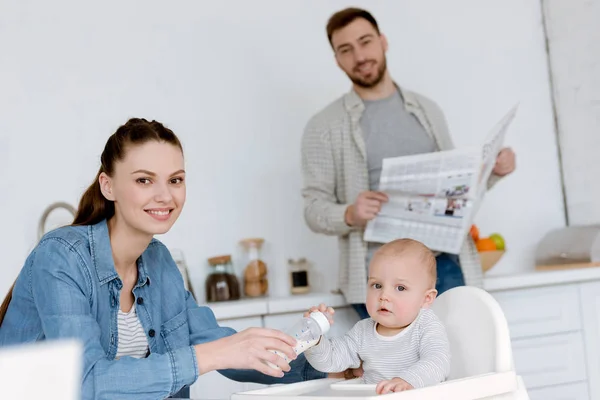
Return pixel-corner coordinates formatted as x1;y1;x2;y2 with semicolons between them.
184;292;326;384
31;239;195;400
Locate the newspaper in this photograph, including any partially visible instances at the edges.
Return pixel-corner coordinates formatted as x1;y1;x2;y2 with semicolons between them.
363;105;518;254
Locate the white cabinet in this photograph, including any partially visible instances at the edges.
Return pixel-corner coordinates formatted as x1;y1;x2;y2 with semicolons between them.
190;316;264;400
491;284;581;338
511;332;586;389
491;282;600;399
579;281;600;400
528;381;589;400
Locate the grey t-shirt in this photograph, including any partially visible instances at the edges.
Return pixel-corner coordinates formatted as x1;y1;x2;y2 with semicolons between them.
360;90;437;265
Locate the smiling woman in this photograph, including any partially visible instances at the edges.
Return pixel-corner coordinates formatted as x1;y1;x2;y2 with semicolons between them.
0;118;326;400
72;118;185;230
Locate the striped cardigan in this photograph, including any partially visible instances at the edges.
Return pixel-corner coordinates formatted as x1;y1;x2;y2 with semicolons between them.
301;84;503;304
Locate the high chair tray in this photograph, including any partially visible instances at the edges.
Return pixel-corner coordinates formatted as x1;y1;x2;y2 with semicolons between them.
231;371;528;399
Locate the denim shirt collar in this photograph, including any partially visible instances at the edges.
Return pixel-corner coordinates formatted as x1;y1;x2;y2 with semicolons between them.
88;219;151;288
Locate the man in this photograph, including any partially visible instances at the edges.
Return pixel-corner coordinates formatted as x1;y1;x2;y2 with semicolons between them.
301;8;516;319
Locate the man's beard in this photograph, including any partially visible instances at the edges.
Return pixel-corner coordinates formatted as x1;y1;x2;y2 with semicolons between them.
348;58;387;88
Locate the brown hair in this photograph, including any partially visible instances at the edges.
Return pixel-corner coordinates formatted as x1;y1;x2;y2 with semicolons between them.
0;118;182;326
326;7;380;46
375;238;437;288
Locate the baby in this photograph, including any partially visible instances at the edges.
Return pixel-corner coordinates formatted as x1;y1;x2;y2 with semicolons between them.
304;238;451;395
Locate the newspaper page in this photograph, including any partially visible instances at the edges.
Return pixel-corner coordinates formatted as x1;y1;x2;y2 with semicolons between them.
363;105;518;254
472;104;519;215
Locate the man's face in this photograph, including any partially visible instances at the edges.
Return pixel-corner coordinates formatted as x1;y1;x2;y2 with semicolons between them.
330;18;388;88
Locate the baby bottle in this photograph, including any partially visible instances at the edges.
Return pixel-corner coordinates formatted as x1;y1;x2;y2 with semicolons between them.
267;311;331;369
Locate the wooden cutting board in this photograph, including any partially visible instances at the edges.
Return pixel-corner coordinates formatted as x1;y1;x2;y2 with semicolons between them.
535;262;600;271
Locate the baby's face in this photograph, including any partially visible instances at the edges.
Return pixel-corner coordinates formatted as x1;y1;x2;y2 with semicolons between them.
366;252;435;330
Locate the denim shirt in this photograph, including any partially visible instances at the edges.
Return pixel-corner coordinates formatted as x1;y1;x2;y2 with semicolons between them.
0;220;325;399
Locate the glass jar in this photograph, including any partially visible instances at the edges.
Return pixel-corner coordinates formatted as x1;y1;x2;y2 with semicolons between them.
171;249;197;301
205;255;241;302
288;258;310;295
239;238;268;297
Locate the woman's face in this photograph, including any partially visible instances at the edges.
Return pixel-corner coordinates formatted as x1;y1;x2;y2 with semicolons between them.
100;140;186;236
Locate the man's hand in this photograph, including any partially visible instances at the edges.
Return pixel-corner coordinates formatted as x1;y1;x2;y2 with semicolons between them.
376;377;413;394
492;147;516;176
345;191;388;227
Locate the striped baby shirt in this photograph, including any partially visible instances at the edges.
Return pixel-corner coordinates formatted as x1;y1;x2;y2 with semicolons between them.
304;308;450;388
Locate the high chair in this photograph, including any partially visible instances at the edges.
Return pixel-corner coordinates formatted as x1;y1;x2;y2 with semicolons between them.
232;286;530;399
431;285;515;379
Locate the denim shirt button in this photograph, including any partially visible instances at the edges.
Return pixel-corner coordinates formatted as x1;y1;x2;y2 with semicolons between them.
137;297;144;305
148;329;155;337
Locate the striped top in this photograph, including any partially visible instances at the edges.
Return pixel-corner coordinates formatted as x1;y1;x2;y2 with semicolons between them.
115;304;149;359
304;308;451;388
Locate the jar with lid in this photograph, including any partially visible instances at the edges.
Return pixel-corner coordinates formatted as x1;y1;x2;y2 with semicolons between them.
288;258;311;295
240;238;268;297
205;255;241;302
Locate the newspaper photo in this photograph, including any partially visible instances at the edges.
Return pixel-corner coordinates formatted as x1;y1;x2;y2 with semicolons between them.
363;105;518;254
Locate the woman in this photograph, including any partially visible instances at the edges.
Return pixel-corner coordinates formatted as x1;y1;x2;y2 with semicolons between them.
0;118;326;399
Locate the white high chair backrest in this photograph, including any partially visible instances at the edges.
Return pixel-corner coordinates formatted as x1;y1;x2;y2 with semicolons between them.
431;286;514;380
0;339;82;400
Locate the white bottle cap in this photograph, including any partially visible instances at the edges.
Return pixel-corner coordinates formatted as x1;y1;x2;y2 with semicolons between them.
309;311;331;335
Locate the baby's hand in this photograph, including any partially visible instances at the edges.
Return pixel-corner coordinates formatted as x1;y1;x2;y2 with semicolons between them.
304;303;335;326
376;377;413;395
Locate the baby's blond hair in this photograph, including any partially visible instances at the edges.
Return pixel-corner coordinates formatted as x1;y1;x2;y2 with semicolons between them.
373;238;437;288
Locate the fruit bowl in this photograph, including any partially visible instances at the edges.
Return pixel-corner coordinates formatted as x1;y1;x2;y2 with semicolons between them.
470;225;505;272
479;250;505;272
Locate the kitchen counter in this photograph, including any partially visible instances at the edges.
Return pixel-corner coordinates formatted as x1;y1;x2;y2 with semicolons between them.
199;291;348;321
200;265;600;320
483;264;600;291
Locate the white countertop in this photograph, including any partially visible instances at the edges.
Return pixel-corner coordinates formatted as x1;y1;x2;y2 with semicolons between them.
483;264;600;291
200;265;600;320
199;291;348;321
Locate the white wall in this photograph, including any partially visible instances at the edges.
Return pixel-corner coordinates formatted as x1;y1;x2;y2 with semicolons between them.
543;0;600;226
0;0;566;299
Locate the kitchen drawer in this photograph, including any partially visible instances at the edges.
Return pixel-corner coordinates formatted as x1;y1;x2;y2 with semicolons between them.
512;331;587;389
492;284;581;339
528;381;589;400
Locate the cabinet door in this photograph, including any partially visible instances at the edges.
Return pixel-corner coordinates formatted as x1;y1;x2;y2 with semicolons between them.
528;381;589;400
190;316;266;400
579;281;600;400
492;285;581;339
511;332;586;389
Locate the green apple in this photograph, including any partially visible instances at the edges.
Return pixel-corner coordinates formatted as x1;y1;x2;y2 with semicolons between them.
489;233;505;251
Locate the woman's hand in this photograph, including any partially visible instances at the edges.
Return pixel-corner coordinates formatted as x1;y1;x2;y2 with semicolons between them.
194;327;298;378
303;303;335;326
